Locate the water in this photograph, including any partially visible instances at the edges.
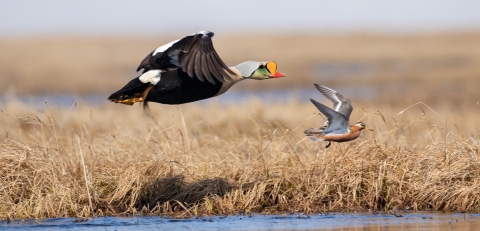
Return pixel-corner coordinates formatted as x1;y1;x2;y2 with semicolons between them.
0;86;378;109
1;213;479;231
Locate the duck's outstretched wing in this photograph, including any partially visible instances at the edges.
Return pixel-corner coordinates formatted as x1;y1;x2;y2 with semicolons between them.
137;31;234;84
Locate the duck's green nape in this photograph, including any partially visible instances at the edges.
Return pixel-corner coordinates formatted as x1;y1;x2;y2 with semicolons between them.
250;66;271;79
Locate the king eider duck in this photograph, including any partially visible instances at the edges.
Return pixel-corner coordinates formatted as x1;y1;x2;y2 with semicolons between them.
304;84;373;148
108;31;285;106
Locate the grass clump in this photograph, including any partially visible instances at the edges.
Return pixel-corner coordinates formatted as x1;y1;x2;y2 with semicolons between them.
0;99;479;220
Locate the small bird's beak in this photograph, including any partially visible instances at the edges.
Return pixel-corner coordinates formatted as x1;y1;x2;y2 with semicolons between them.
366;127;374;131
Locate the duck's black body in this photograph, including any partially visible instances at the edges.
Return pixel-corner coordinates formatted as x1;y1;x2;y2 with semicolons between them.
146;69;224;104
110;69;224;105
108;31;284;106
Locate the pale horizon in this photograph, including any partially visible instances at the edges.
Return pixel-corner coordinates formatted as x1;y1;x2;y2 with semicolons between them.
1;0;480;38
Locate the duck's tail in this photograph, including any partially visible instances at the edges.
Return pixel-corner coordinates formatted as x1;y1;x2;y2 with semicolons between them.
304;127;325;141
108;77;151;106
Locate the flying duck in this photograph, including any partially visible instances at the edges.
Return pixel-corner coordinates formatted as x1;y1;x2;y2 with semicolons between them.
304;84;372;148
108;31;285;106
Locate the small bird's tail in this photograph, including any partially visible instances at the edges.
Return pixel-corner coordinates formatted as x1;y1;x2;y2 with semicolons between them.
304;127;325;141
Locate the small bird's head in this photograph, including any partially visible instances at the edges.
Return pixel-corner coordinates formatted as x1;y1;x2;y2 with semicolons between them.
354;122;373;131
235;61;285;80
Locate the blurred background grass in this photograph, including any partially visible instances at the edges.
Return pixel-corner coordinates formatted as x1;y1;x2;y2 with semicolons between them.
1;32;480;108
1;0;479;109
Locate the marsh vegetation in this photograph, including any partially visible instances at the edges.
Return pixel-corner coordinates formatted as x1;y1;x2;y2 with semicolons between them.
1;98;479;220
1;32;479;220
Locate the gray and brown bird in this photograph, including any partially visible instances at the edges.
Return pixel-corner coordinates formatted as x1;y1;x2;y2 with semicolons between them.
304;84;372;148
108;31;285;106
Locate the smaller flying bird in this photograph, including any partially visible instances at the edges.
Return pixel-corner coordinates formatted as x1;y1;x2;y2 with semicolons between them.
304;84;373;148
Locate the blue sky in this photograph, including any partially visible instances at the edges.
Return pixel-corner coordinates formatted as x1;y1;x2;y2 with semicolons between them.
1;0;479;37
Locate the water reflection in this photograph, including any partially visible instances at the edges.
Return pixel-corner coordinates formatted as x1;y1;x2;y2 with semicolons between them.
1;213;479;231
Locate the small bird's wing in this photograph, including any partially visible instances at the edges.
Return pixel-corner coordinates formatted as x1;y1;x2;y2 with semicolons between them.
137;32;234;84
310;99;349;135
314;84;353;120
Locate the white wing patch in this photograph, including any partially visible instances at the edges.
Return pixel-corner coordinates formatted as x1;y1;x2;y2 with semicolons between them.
191;30;208;35
153;39;180;56
139;70;163;85
334;101;342;112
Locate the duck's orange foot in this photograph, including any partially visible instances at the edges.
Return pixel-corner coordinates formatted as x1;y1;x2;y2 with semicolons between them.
108;85;153;106
109;95;145;106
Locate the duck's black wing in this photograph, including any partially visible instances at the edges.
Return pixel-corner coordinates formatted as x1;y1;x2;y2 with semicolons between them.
137;31;234;84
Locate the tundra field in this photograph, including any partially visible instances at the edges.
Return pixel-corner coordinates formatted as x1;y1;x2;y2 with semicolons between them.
0;32;480;220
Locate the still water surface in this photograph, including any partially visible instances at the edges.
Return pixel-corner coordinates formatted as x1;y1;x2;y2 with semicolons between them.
1;86;378;108
2;213;479;231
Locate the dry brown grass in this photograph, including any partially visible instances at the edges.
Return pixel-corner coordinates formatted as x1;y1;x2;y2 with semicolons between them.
1;31;480;220
1;98;479;220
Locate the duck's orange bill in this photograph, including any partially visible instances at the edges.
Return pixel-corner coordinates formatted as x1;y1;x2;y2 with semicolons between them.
266;61;285;78
271;72;285;78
